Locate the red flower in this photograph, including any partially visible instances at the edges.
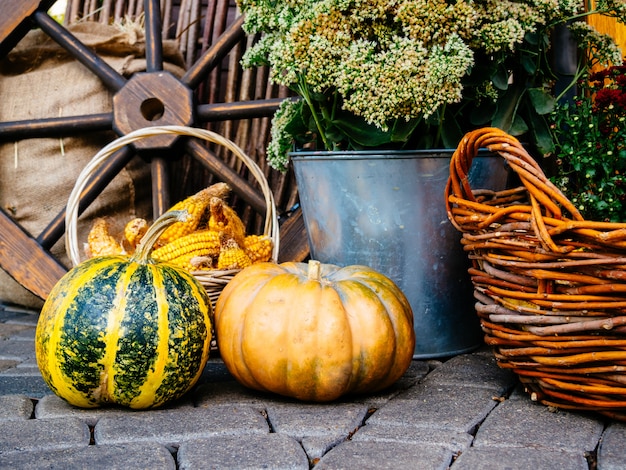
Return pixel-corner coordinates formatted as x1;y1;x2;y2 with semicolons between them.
619;92;626;109
594;89;623;111
590;69;610;82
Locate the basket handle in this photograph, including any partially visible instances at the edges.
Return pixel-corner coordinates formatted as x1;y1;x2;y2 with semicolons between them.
444;127;584;253
65;125;279;267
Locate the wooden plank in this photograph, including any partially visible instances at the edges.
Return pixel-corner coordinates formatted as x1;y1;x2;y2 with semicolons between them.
587;3;626;74
0;209;67;300
0;0;56;58
588;12;626;52
277;208;310;263
0;0;39;44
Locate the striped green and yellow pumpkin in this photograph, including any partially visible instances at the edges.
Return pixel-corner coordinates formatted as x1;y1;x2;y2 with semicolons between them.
36;211;212;409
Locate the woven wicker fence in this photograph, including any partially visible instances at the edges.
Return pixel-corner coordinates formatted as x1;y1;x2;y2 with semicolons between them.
445;127;626;420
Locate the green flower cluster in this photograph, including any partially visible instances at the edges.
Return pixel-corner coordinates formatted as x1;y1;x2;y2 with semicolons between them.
237;0;626;171
551;64;626;222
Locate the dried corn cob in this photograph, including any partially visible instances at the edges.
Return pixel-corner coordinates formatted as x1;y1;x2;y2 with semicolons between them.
208;197;246;246
156;183;231;246
161;253;216;271
189;256;214;271
123;217;149;253
86;218;125;258
152;230;221;263
217;238;252;270
243;235;273;263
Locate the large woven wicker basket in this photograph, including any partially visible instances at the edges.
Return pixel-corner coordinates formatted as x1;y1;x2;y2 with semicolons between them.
445;127;626;420
65;125;280;311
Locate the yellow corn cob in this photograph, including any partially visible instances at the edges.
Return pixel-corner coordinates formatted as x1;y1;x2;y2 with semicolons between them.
152;230;221;263
123;217;149;253
208;197;246;246
217;238;252;270
243;235;273;263
156;183;232;246
86;218;125;258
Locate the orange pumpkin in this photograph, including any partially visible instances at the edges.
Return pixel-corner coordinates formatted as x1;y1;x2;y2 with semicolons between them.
214;259;415;401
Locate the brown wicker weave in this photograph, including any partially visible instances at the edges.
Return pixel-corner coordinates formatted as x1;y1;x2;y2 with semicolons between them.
445;127;626;420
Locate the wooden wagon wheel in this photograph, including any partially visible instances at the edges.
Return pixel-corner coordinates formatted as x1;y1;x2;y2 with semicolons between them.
0;0;286;300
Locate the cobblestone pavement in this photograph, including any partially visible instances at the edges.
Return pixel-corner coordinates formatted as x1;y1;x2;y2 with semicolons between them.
1;302;625;469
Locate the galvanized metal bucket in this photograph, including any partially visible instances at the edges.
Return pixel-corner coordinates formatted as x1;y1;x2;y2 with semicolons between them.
292;149;509;359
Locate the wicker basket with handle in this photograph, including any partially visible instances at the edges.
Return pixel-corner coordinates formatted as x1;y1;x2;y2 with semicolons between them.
65;125;280;312
445;126;626;420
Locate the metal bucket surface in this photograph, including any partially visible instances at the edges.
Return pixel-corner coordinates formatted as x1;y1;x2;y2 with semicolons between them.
292;149;508;359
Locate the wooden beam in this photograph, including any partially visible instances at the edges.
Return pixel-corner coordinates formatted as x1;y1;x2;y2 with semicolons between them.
277;208;310;263
0;209;66;300
0;0;56;58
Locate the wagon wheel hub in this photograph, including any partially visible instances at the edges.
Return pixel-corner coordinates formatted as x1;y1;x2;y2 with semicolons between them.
112;72;194;149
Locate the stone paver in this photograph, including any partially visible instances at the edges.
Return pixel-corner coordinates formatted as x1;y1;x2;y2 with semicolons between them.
0;442;176;469
473;392;604;453
194;380;270;410
94;405;269;448
0;359;18;372
314;440;453;470
0;417;90;454
0;374;52;398
451;447;589;469
423;352;518;395
597;423;626;470
0;338;36;361
0;394;33;421
2;364;40;376
177;433;309;470
266;402;369;441
368;382;500;433
351;423;473;454
0;323;33;340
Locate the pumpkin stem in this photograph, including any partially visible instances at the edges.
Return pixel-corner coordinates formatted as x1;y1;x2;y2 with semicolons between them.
308;259;321;281
133;210;189;263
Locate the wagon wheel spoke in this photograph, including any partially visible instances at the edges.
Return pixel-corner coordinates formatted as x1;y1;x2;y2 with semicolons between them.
184;138;266;214
0;114;113;141
36;146;137;250
32;10;127;92
181;15;246;90
144;0;164;73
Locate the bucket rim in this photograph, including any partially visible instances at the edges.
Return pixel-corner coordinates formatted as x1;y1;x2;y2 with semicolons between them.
290;148;494;161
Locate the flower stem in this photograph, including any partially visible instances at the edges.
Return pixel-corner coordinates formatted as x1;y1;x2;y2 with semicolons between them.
296;77;331;150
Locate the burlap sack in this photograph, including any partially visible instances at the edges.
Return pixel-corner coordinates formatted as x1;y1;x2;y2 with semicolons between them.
0;22;186;309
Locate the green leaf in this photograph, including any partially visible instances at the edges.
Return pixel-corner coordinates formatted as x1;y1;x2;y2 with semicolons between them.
470;101;496;126
440;109;464;148
284;100;308;135
509;114;528;136
332;115;393;148
527;111;555;156
521;54;537;74
491;84;524;132
525;31;539;46
528;88;555;115
389;119;420;143
492;65;510;91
